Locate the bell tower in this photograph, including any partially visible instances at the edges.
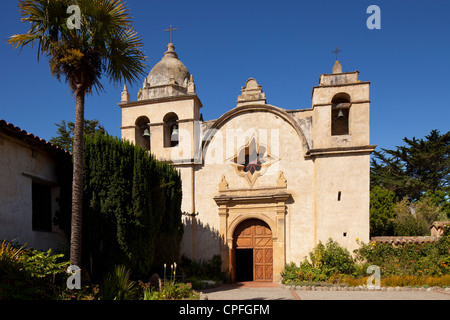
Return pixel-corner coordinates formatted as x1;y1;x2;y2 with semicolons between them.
119;42;202;163
310;59;372;151
308;59;376;250
119;42;203;230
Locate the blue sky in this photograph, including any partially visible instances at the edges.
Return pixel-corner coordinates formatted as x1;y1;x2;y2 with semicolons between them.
1;0;449;151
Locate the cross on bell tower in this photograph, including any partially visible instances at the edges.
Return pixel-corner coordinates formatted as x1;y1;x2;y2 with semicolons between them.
164;25;179;43
331;47;343;73
331;47;342;61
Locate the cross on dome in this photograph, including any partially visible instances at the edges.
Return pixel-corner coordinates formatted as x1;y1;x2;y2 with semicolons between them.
164;25;178;43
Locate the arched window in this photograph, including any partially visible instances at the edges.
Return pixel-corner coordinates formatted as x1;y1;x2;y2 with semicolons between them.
331;92;351;136
135;116;150;150
163;112;179;148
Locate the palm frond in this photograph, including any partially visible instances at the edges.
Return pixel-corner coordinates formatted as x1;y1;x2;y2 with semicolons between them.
9;0;70;59
105;27;148;86
9;0;147;93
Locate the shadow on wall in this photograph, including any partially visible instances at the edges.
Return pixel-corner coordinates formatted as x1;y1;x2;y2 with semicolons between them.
181;216;225;262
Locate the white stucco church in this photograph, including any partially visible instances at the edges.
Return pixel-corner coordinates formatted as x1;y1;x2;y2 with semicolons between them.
119;42;376;282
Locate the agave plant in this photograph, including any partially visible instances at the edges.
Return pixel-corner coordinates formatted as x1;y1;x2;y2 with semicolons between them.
103;265;137;300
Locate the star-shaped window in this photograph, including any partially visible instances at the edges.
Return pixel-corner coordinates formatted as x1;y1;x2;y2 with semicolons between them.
240;145;264;175
229;137;278;187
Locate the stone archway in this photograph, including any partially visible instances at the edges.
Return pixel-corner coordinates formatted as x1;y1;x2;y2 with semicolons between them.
233;219;273;282
214;189;290;283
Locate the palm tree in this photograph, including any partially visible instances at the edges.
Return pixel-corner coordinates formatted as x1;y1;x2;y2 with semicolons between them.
9;0;147;267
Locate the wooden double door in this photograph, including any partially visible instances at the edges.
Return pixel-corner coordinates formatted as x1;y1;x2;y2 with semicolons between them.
233;219;273;282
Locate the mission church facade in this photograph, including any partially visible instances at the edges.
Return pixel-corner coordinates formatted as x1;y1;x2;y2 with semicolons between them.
118;42;375;282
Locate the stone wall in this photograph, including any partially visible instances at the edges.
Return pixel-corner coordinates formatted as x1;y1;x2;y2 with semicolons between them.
0;120;68;250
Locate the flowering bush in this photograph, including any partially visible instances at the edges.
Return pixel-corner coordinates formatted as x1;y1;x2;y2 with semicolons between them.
282;232;450;286
281;239;357;284
354;232;450;277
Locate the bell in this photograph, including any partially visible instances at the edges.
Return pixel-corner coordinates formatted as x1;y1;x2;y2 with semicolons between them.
142;128;150;137
171;125;179;141
336;109;344;119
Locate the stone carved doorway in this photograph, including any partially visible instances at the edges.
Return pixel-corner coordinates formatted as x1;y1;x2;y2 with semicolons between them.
215;190;290;283
232;219;273;282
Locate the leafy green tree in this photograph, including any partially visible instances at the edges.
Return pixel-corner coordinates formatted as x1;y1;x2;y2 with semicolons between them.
421;190;450;220
371;129;449;201
9;0;147;267
392;196;440;236
370;186;397;236
49;119;106;153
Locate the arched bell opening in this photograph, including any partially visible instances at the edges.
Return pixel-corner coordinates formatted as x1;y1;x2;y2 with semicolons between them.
163;112;179;148
331;92;351;136
135;116;150;150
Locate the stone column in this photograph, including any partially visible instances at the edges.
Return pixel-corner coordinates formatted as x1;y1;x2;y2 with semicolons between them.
273;199;287;283
217;201;229;276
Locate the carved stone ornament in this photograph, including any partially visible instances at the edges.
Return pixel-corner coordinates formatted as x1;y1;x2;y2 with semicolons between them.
276;171;287;188
236;78;266;106
218;175;229;192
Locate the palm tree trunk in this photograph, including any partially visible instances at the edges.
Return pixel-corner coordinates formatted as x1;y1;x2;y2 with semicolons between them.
70;86;85;267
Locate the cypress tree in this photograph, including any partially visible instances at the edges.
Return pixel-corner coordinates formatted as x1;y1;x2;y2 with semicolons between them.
55;132;183;280
371;129;449;201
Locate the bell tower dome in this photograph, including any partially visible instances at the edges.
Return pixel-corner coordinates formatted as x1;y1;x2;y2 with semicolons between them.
139;43;194;100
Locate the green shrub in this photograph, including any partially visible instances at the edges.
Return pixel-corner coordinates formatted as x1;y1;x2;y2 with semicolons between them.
283;234;450;286
21;248;69;279
280;262;300;284
355;233;450;277
138;275;199;300
282;238;356;284
139;281;198;300
312;239;356;275
0;241;70;300
160;282;195;300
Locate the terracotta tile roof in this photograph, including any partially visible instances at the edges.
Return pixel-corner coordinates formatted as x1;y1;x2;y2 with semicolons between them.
430;221;450;229
371;236;438;244
0;119;70;155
